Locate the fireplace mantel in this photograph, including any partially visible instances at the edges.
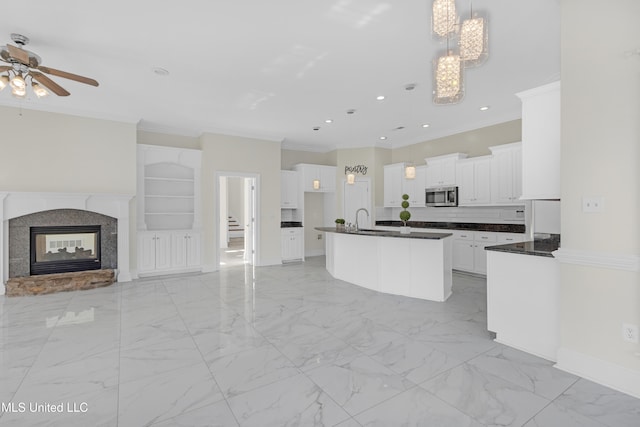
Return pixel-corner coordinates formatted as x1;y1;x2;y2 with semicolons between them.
0;192;134;295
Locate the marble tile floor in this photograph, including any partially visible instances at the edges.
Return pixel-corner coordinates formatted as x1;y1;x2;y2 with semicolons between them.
0;256;638;426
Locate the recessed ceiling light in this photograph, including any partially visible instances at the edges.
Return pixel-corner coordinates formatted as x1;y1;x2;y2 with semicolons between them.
376;95;385;101
325;119;333;123
346;109;356;115
313;126;320;131
379;136;387;140
404;83;417;91
394;126;405;131
422;124;430;128
479;106;490;111
153;67;170;76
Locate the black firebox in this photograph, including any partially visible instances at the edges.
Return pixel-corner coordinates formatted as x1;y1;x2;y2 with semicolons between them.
30;225;101;275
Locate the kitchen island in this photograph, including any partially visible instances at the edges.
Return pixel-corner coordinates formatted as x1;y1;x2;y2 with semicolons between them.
316;227;453;302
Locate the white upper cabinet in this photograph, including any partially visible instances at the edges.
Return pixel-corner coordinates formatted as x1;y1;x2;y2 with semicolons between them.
384;163;427;207
516;81;561;200
383;163;403;207
280;170;298;208
403;165;427;206
490;142;523;204
294;164;336;192
425;153;467;187
457;156;492;205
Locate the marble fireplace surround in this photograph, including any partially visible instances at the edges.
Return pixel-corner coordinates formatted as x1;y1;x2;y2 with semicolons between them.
0;192;134;295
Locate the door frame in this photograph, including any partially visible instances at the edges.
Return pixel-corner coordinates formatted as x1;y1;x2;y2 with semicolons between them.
215;171;260;268
342;177;372;228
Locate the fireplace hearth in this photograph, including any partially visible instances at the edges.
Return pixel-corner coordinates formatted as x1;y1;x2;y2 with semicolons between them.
30;225;101;275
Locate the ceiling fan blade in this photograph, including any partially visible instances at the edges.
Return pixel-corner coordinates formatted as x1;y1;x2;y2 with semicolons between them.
30;71;70;96
37;66;99;87
0;65;11;72
7;44;30;64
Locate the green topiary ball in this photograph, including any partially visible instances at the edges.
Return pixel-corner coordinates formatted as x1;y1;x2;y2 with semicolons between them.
401;201;409;209
402;194;409;201
400;210;411;222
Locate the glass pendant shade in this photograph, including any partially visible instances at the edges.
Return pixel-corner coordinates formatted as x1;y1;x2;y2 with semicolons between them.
312;179;321;190
432;0;457;38
10;74;26;90
0;75;9;90
460;15;488;66
433;52;464;104
11;86;26;98
404;164;416;179
346;173;355;185
32;82;49;98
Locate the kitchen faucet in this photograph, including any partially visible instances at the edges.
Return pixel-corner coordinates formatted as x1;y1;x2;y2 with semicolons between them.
355;208;369;231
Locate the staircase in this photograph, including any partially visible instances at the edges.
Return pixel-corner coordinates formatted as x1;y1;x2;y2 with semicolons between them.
228;216;244;238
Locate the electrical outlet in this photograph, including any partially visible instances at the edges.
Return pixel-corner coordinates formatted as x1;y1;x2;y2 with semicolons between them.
622;323;639;343
582;196;604;213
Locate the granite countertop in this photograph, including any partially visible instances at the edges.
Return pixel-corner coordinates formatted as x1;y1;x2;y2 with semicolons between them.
315;227;452;240
281;222;303;228
375;220;525;234
485;235;561;258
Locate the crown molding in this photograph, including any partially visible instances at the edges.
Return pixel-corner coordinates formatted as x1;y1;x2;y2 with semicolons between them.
0;99;138;124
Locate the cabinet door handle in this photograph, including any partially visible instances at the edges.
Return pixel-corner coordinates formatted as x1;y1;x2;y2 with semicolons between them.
481;236;488;240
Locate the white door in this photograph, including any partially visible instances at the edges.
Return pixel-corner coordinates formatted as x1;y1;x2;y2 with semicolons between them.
243;178;256;265
343;179;371;228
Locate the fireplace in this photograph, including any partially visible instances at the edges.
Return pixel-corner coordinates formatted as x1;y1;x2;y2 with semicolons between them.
30;225;102;275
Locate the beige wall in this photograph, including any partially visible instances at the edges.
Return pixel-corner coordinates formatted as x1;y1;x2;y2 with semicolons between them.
200;132;281;268
137;130;200;150
0;107;137;194
335;147;391;218
559;0;640;379
281;148;336;170
391;120;522;164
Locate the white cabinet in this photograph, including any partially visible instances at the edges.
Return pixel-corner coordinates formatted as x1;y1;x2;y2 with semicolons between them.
516;81;561;200
384;163;426;207
403;165;427;206
425;153;467;187
137;144;203;276
383;163;403;207
137;232;172;273
473;232;497;275
171;232;201;269
280;170;299;208
281;228;304;261
294;164;336;192
452;231;475;271
138;231;201;275
456;157;492;205
490;142;523;204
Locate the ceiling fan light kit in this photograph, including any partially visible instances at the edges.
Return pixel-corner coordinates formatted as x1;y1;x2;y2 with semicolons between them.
432;1;488;105
0;33;99;99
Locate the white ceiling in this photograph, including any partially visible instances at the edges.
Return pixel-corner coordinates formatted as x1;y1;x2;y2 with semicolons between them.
0;0;560;152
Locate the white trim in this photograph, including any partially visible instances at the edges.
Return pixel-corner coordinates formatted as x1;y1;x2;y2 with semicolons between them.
0;100;139;125
0;192;134;295
555;347;640;399
552;248;640;272
214;172;260;269
201;263;218;273
516;80;561;100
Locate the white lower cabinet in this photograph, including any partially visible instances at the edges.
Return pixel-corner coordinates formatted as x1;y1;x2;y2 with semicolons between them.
451;231;525;275
138;230;201;276
281;228;304;262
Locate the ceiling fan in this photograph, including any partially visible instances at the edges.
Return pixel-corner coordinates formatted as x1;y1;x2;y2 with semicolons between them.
0;33;99;98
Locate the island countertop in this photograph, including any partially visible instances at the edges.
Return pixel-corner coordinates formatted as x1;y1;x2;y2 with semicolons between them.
315;227;452;240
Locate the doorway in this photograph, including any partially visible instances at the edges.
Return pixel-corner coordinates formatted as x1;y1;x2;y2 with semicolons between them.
217;172;258;268
343;178;371;228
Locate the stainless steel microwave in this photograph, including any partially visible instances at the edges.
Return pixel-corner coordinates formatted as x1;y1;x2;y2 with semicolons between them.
426;186;458;207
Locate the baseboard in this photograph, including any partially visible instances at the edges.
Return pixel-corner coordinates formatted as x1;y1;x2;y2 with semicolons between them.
555;347;640;399
116;270;133;282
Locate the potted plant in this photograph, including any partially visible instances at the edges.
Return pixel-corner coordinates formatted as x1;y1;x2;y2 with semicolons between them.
335;218;345;230
399;194;411;234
